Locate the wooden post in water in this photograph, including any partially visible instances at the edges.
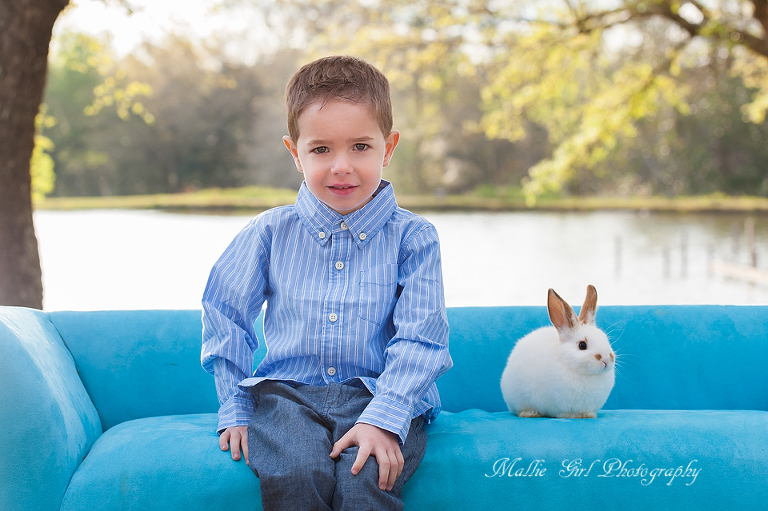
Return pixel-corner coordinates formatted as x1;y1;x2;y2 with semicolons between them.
745;217;757;267
680;230;688;278
711;216;766;285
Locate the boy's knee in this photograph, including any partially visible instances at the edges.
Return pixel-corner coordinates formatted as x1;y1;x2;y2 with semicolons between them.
262;462;335;487
333;450;405;511
257;459;336;509
251;445;334;480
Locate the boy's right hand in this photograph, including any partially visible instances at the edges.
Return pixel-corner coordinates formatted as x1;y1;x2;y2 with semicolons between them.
220;426;249;464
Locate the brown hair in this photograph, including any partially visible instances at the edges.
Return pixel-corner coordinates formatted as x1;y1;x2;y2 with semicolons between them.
285;55;393;141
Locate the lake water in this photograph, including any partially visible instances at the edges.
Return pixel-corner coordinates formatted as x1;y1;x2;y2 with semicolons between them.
33;209;768;311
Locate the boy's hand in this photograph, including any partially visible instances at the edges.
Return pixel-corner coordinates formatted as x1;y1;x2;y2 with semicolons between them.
330;423;404;492
220;426;248;464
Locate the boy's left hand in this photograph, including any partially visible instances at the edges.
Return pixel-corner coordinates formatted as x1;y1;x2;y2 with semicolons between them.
330;423;404;492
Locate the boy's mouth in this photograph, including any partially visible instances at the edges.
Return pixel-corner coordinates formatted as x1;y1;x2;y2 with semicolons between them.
328;184;358;196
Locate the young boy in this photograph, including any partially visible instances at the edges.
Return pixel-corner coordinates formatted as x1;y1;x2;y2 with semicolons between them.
201;55;452;510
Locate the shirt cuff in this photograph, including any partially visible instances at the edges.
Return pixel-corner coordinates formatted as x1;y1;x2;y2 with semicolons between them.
356;395;413;445
216;394;255;435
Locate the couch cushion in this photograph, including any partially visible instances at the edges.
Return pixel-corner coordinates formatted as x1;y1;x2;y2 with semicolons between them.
404;409;768;509
61;409;768;510
60;413;260;511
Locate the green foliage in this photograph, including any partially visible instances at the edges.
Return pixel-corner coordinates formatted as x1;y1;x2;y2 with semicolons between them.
44;31;156;196
265;0;768;200
30;106;57;202
44;32;299;196
483;0;768;202
41;1;768;201
51;31;154;123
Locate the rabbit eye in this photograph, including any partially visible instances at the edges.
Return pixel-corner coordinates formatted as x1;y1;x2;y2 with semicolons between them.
578;341;588;350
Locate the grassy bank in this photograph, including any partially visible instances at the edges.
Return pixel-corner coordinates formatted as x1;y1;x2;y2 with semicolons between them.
34;187;768;214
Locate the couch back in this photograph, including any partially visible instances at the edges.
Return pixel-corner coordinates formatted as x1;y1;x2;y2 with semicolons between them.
47;305;768;430
49;309;220;430
439;305;768;413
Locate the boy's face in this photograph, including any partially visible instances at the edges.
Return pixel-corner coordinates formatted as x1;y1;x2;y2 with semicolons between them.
283;99;399;216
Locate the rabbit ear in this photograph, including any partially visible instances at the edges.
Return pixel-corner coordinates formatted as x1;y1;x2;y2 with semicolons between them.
578;285;598;325
547;288;578;334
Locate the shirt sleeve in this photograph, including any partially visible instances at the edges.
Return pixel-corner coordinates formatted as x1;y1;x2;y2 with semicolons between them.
201;218;271;434
355;223;453;444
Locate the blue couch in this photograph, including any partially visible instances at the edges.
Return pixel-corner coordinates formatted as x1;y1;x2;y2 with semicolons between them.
1;305;767;510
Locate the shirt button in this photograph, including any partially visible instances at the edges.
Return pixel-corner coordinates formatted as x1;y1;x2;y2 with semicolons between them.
335;261;344;270
327;367;337;376
318;231;326;239
328;313;338;322
359;232;367;241
340;221;348;230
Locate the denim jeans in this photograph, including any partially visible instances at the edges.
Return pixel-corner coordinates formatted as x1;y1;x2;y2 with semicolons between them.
247;381;427;511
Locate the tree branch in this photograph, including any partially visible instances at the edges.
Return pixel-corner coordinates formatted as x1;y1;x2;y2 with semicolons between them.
751;0;768;48
570;1;768;58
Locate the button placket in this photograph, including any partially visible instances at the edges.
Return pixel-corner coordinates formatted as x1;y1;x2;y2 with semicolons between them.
322;220;349;382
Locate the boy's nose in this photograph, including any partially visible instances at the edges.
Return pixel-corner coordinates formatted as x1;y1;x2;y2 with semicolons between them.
330;154;352;174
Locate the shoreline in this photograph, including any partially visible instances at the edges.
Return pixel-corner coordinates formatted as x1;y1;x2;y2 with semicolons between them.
33;189;768;215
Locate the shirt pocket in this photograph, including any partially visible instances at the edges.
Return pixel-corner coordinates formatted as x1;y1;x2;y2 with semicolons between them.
357;263;398;326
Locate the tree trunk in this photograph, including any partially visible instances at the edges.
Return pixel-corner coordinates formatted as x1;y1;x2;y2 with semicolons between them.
0;0;69;308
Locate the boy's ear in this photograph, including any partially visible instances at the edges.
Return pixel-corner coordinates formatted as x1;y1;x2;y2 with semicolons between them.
283;135;303;173
383;130;400;168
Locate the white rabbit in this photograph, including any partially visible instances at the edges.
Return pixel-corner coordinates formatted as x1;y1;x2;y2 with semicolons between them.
500;285;615;418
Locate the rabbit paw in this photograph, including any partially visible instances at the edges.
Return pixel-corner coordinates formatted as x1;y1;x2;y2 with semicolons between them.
558;411;597;419
516;408;543;418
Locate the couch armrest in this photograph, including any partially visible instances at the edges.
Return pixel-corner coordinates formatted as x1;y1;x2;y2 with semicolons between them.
0;307;102;511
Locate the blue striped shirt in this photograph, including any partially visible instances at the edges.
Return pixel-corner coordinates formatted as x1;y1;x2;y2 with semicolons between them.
201;180;452;443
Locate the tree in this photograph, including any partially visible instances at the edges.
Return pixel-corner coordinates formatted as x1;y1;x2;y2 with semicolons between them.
44;34;299;195
0;0;69;308
44;31;155;196
478;0;768;201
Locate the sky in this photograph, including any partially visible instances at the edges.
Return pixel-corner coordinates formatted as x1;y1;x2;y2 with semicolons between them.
53;0;269;62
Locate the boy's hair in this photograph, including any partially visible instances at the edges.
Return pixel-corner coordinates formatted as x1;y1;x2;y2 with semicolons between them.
285;55;393;141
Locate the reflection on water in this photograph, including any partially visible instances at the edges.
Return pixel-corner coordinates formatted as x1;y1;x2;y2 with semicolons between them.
33;209;768;311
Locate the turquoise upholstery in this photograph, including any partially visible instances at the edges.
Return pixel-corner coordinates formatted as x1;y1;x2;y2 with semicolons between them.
439;306;768;412
1;305;766;510
48;310;221;429
0;308;101;511
60;414;260;511
406;409;768;508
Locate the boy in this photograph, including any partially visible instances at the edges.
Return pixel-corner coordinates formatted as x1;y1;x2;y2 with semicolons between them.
201;55;452;511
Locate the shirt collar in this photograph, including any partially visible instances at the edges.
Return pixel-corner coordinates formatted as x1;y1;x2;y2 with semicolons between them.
295;180;397;248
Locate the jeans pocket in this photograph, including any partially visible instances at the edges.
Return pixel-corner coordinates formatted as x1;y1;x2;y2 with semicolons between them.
357;263;398;325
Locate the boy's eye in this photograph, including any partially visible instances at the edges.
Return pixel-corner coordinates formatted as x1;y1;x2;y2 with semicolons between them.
354;143;369;151
312;146;329;154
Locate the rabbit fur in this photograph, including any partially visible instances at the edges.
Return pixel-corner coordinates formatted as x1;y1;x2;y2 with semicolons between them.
500;285;615;419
